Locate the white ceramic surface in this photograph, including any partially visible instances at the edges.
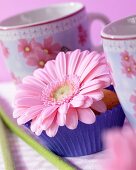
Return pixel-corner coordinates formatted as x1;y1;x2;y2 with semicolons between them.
0;2;83;29
101;15;136;39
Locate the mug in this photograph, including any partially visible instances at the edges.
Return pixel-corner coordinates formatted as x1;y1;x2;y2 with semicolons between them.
0;2;109;82
101;15;136;128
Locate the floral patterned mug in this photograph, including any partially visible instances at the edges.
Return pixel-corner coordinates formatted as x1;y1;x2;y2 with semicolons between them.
0;2;109;82
101;15;136;128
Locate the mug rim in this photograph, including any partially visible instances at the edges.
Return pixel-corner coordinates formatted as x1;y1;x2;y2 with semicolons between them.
0;2;85;31
101;14;136;40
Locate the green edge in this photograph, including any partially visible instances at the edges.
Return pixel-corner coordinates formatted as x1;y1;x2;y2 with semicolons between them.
0;118;15;170
0;107;75;170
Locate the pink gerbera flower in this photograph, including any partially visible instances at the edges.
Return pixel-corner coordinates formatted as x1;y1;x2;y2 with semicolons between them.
18;39;41;57
0;41;9;58
102;127;136;170
13;50;111;137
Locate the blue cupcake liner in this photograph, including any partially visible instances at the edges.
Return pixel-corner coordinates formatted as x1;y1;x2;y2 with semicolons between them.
25;104;125;157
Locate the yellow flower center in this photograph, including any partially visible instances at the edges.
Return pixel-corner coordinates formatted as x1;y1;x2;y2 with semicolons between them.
24;46;30;52
41;75;80;106
39;60;45;68
52;84;71;101
44;49;49;54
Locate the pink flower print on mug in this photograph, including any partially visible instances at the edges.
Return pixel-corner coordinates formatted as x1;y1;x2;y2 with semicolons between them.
38;36;61;59
11;72;21;84
78;24;87;46
18;39;37;57
18;39;40;57
0;41;9;58
107;61;115;86
130;90;136;117
121;51;136;78
121;51;130;62
25;36;61;68
26;50;51;68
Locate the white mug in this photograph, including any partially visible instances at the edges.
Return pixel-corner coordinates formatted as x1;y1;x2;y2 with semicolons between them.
0;2;109;83
101;15;136;128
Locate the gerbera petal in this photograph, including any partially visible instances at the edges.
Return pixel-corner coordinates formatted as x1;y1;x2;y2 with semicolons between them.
15;90;41;99
67;49;81;75
80;52;101;83
91;100;107;113
80;84;104;95
17;84;42;93
80;80;105;95
41;105;58;119
73;50;90;74
75;51;97;77
82;80;97;90
77;108;96;124
23;76;45;88
33;68;52;83
59;103;70;114
13;108;27;118
46;121;59;137
35;128;43;136
44;60;57;80
17;105;43;125
96;76;111;87
57;103;69;126
84;63;111;83
86;91;104;101
15;96;42;107
80;97;93;108
55;52;66;80
42;111;57;130
70;95;85;107
66;108;78;129
31;107;53;133
30;114;41;133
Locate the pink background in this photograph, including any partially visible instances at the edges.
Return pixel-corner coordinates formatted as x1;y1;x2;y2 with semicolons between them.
0;0;136;82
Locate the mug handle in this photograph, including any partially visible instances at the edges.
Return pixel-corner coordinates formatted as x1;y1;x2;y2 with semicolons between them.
87;12;110;52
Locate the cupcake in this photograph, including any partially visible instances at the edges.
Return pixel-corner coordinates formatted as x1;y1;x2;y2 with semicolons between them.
13;49;125;157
